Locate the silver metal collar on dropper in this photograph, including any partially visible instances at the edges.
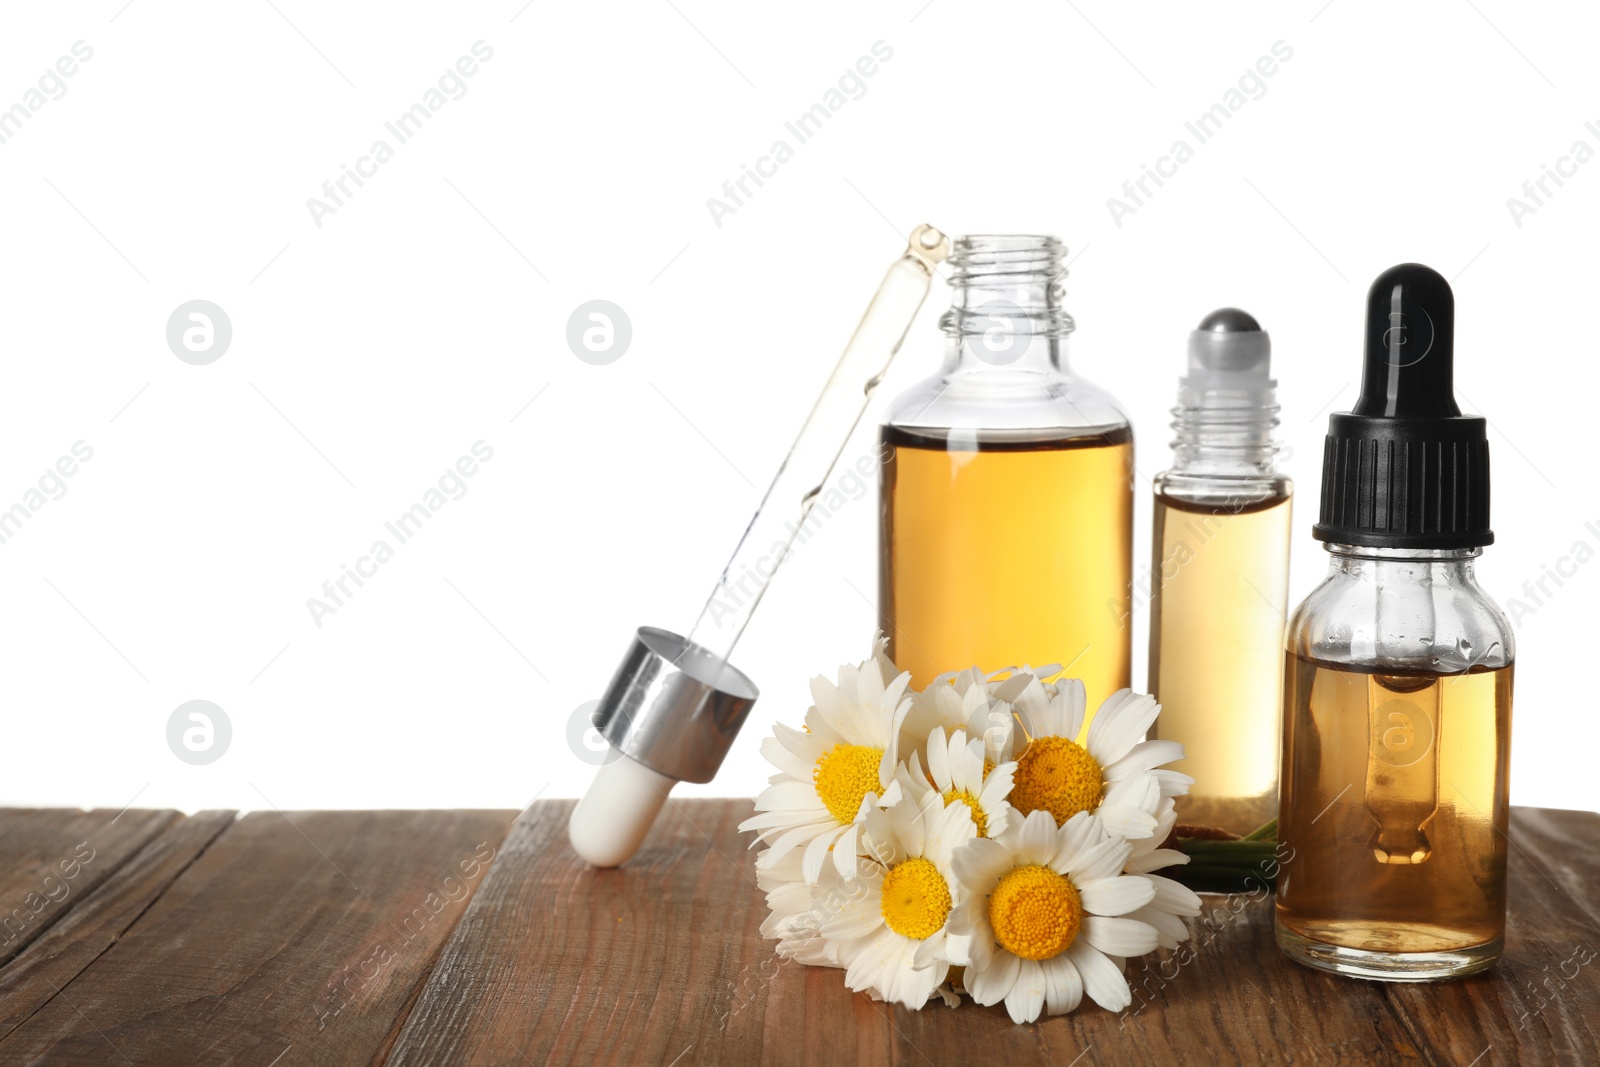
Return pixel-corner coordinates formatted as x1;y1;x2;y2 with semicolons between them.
568;225;951;867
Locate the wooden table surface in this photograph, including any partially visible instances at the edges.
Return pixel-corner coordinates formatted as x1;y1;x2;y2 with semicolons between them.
0;801;1594;1066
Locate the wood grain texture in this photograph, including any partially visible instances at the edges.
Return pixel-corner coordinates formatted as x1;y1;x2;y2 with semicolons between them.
0;810;237;1042
0;807;179;965
1375;808;1600;1067
0;809;517;1066
388;800;1600;1067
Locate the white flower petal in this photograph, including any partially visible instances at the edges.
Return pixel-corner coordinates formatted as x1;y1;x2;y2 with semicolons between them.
886;795;921;859
802;825;841;884
945;896;983;939
949;732;981;794
899;952;947;1009
751;779;829;814
760;733;818;783
757;818;840;865
926;727;953;792
925;798;977;868
1042;953;1084;1016
989;671;1033;704
1147;873;1203;917
806;676;849;742
911;929;947;971
739;807;824;836
1102;738;1186;780
1096;803;1160;842
843;928;897;995
965;950;1020;1007
978;762;1016;812
1126;903;1191;950
822;899;885;941
1152;768;1195;797
774;720;826;757
1049;811;1101;871
1016;809;1060;867
1083;915;1160;957
1126;848;1188;874
1004;958;1048;1024
1077;874;1158;917
1063;836;1132;884
1056;678;1088;740
941;930;972;969
832;822;863;881
953;837;1012;891
967;703;1018;764
1086;690;1161;766
1068;939;1133;1012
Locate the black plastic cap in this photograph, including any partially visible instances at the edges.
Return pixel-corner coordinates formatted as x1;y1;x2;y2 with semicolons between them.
1313;264;1493;549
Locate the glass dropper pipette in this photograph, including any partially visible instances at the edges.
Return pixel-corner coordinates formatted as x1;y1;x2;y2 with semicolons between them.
568;225;951;867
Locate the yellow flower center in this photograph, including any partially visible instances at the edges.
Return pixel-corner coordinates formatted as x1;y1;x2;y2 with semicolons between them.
1009;735;1104;826
879;857;952;940
941;788;988;837
813;743;884;824
988;864;1083;961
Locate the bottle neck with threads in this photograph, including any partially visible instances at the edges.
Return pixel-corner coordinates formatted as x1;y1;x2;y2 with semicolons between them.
938;234;1073;377
886;234;1127;434
1158;308;1286;506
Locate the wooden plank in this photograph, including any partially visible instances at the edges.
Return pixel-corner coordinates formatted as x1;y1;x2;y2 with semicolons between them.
1375;808;1600;1067
390;800;1600;1066
0;809;517;1066
0;810;236;1042
0;807;179;964
385;799;786;1067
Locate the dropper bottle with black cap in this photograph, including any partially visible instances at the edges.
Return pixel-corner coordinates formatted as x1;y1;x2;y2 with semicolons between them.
1276;264;1515;981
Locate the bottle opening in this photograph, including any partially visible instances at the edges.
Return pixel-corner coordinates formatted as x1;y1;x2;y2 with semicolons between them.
943;233;1073;345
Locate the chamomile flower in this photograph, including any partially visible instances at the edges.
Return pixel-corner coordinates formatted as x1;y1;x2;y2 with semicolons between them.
740;646;913;883
948;809;1162;1023
898;727;1017;840
1007;683;1194;839
817;791;976;1009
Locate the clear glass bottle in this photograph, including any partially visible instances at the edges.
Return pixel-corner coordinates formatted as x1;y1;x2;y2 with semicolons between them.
1148;309;1291;835
1276;264;1514;981
878;235;1133;717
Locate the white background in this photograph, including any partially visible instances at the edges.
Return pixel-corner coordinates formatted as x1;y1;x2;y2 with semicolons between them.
0;1;1593;815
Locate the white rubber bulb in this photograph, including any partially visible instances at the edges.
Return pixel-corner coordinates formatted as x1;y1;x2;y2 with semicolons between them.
568;754;676;867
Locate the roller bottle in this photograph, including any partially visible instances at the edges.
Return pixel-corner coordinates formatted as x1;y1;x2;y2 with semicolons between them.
1147;309;1291;835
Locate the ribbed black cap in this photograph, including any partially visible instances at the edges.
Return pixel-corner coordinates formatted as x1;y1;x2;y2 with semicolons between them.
1313;264;1492;549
